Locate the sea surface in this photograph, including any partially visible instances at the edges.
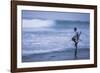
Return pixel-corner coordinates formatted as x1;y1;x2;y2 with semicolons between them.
22;21;90;62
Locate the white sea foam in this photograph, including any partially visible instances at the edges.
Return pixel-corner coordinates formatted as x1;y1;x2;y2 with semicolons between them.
22;30;89;55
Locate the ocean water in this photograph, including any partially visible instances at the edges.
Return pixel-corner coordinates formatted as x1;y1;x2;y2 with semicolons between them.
22;21;90;61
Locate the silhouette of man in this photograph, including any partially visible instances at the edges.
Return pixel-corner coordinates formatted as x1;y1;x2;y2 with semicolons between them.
72;27;81;59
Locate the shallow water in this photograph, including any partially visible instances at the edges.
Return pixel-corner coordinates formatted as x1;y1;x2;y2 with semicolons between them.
22;48;90;62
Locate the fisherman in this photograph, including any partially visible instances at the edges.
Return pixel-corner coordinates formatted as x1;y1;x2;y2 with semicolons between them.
72;27;81;59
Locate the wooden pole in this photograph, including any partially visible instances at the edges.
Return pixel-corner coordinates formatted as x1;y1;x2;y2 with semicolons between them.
75;43;77;59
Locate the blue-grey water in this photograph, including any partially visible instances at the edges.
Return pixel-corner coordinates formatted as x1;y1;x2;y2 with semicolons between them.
22;20;90;62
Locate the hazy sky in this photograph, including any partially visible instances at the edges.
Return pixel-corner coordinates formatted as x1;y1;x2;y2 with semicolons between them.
22;10;90;22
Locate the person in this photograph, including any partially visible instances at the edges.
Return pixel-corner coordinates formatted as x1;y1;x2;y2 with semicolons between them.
72;27;81;59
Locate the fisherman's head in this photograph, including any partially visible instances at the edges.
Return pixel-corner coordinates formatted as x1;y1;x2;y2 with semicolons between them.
74;27;77;31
